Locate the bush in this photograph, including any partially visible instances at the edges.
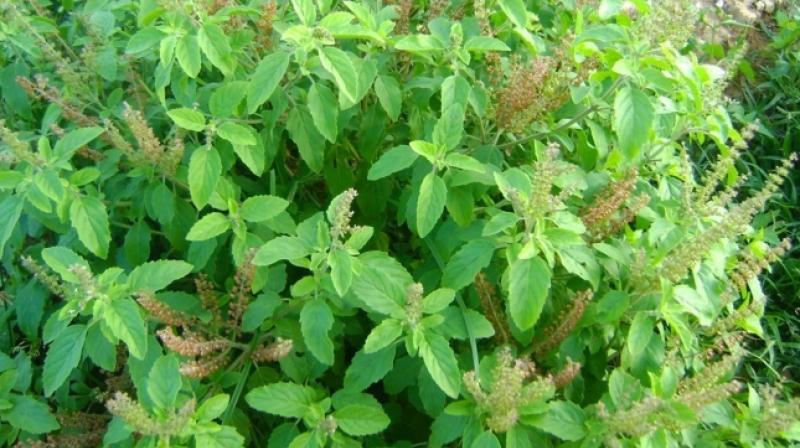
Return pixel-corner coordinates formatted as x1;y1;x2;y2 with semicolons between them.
0;0;798;447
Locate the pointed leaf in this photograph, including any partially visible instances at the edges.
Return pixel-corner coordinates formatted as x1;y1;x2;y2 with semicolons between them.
416;173;447;238
508;256;551;330
300;299;335;365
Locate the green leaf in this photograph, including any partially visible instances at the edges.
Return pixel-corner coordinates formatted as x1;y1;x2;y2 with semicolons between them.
247;51;291;114
128;260;193;292
328;248;353;296
482;212;520;236
627;311;654;357
344;345;396;391
176;33;201;78
5;396;60;434
253;236;311;266
395;34;445;52
232;142;266;176
531;401;586;441
613;86;654;158
433;105;465;150
186;213;230;241
334;404;390;436
471;432;501;448
599;0;623;19
508;256;551;330
210;81;248;118
198;23;235;76
70;196;110;258
300;299;335;365
364;319;403;353
188;148;222;208
307;83;339;143
498;0;528;28
291;0;317;24
418;331;461;398
374;75;402;121
286;107;325;172
195;425;245;448
0;195;24;259
417;173;447;238
245;382;315;418
43;324;86;396
318;47;359;104
102;297;148;359
125;27;165;55
464;36;511;52
409;140;439;163
441;239;494;290
147;355;181;410
196;394;230;422
242;293;281;332
41;246;90;283
217;122;257;146
168;108;206;132
240;195;290;223
444;153;484;173
351;258;408;315
53;127;104;163
367;145;418;180
422;288;455;314
85;323;116;371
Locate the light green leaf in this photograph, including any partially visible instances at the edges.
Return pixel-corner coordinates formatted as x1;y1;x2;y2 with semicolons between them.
147;355;181;410
395;34;445;52
291;0;317;24
188;148;222;209
444;153;484;173
176;33;201;78
627;311;654;357
168;108;206;132
329;248;353;296
70;196;110;258
195;425;245;448
441;239;495;290
530;401;586;441
508;256;551;330
351;256;408;315
217;122;257;146
187;213;230;241
318;47;358;103
333;404;390;436
409;140;439;163
126;27;165;55
41;246;90;283
128;260;193;292
614;86;654;158
599;0;623;19
482;212;520;236
286;107;325;172
247;51;291;114
53;127;104;163
240;195;290;223
210;81;248;118
43;324;86;396
418;331;461;398
417;173;447;238
422;288;455;314
102;297;148;359
364;319;403;353
300;299;335;365
471;432;501;448
0;195;24;259
308;83;338;143
253;236;311;266
196;394;230;422
463;36;511;52
367;145;418;180
498;0;528;28
5;396;60;434
245;382;315;418
232;142;266;176
433;105;465;150
374;75;402;121
198;23;235;76
344;345;396;391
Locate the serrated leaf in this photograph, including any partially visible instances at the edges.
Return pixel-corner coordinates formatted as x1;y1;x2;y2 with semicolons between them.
334;404;390;436
374;75;402;121
308;83;338;143
196;394;230;422
188;148;222;209
198;23;235;76
168;108;206;132
217;122;257;146
328;248;353;296
367;145;418;180
240;195;290;223
186;213;230;241
70;196;110;258
300;299;335;365
318;46;358;103
441;239;495;290
344;345;396;391
43;324;86;396
210;81;247;118
613;86;654;158
253;236;311;266
508;256;551;330
395;34;445;52
176;33;201;78
147;355;181;410
416;173;447;238
247;51;291;114
125;27;165;55
245;382;315;418
128;260;193;292
464;36;511;52
482;212;520;236
628;311;654;357
53;127;104;163
422;288;455;314
286;107;325;172
364;319;403;353
102;297;147;359
5;396;60;434
418;331;460;398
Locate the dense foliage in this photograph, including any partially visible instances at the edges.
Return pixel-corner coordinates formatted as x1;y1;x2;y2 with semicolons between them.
0;0;798;447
